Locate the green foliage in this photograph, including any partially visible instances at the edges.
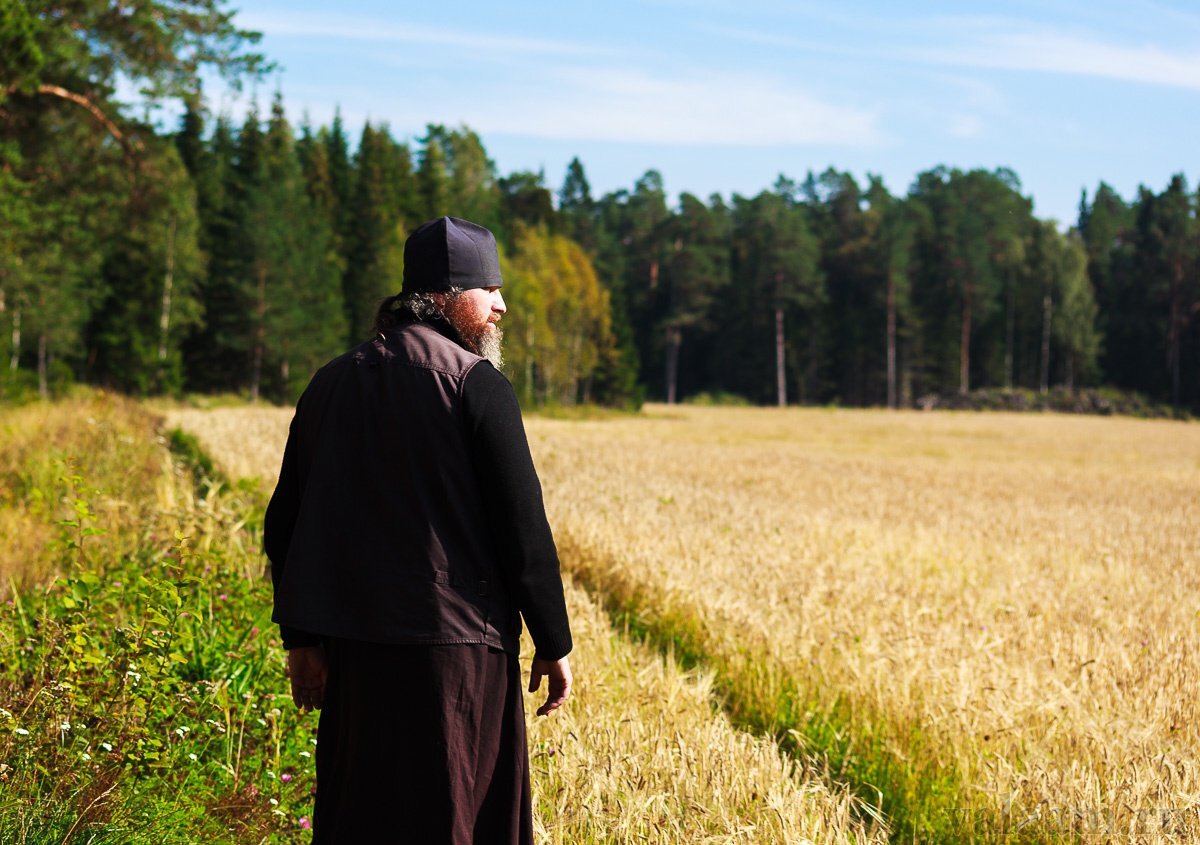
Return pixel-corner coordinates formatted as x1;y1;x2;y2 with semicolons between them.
500;226;615;406
0;397;316;842
3;0;1196;413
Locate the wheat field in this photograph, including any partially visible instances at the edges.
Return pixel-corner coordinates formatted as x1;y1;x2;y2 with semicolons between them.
165;406;885;844
168;404;1200;842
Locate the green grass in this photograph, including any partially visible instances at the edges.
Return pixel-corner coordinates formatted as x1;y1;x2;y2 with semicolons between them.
0;395;315;844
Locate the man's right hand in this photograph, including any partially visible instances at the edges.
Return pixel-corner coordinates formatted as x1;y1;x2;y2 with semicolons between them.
287;644;328;712
529;655;572;716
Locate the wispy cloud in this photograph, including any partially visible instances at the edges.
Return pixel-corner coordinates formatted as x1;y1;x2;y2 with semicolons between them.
460;68;882;146
237;11;604;57
948;114;984;139
706;16;1200;91
909;27;1200;91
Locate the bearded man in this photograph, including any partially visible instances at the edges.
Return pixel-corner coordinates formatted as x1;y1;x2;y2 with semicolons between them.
264;216;574;844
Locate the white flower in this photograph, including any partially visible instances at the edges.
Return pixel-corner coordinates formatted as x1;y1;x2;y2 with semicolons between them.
255;718;267;727
188;753;198;762
81;752;92;761
101;742;113;751
309;739;318;746
60;722;71;731
266;771;277;779
269;798;279;806
298;751;311;758
14;728;29;736
174;726;190;738
0;709;13;720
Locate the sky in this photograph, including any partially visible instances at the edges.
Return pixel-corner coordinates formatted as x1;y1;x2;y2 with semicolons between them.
207;0;1200;227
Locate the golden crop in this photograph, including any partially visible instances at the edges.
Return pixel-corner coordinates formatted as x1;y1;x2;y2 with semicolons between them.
169;403;1200;842
166;405;885;843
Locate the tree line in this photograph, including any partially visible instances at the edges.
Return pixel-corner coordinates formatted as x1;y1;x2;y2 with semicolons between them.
2;1;1198;410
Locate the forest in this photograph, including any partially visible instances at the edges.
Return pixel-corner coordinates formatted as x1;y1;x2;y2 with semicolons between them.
2;0;1198;412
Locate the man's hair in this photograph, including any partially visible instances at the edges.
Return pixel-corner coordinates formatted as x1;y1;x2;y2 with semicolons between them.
374;288;464;334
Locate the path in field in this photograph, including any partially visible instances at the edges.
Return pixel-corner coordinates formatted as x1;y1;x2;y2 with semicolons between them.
166;406;885;845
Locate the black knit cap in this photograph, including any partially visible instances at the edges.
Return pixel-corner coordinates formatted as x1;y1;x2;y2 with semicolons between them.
401;216;503;293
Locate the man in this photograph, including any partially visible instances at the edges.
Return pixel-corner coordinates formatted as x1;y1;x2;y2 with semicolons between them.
264;216;573;844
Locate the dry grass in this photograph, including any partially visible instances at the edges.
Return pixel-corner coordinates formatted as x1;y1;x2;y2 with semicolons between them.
525;405;1200;842
0;393;185;589
524;577;886;843
165;405;886;844
167;403;1200;842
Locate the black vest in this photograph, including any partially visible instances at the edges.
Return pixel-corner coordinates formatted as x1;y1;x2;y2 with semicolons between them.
269;320;520;652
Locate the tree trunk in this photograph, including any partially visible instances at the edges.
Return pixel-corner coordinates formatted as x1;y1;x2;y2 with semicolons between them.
1004;274;1014;389
886;271;897;409
37;333;47;398
280;337;290;393
10;303;20;371
775;306;786;407
524;325;534;404
1065;353;1075;392
1040;290;1052;394
959;280;972;395
157;216;176;387
250;264;267;403
664;325;681;404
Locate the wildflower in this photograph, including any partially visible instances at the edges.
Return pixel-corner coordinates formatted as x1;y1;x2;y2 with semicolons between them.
269;798;279;806
310;738;318;746
299;818;312;830
174;726;190;738
112;582;122;588
0;709;13;720
101;742;113;751
299;751;311;758
218;593;228;601
60;722;71;731
14;728;29;736
281;773;293;782
251;627;260;637
188;753;198;761
81;752;92;761
266;771;276;779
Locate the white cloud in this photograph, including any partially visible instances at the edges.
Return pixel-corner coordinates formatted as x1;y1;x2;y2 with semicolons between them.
237;11;602;57
948;114;983;139
907;22;1200;91
460;68;882;146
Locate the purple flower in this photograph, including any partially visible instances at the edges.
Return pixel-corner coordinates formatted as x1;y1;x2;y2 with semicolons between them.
218;593;228;601
281;773;293;782
299;817;312;830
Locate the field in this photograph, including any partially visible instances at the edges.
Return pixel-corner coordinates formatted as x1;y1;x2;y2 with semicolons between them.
3;397;1197;843
169;403;1200;843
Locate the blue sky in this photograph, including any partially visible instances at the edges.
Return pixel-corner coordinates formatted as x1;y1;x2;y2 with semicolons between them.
211;0;1200;226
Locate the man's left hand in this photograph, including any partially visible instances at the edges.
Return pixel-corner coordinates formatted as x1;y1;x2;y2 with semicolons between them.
287;644;328;712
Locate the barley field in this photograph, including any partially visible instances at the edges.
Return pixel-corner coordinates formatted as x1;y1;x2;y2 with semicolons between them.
169;404;1200;843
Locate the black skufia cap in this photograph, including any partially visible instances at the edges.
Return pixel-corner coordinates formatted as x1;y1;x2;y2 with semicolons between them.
401;216;503;293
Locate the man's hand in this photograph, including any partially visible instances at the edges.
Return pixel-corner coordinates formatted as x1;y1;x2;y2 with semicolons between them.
287;645;328;712
528;655;572;716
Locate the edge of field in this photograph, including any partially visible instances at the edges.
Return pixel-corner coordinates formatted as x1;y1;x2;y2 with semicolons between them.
554;526;1062;845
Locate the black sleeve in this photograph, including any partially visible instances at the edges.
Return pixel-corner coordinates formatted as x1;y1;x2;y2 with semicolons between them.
264;401;322;651
462;363;573;661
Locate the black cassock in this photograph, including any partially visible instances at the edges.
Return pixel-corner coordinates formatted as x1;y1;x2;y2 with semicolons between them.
312;639;532;845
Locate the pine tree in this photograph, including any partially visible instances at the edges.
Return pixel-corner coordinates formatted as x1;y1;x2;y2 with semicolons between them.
343;123;405;343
